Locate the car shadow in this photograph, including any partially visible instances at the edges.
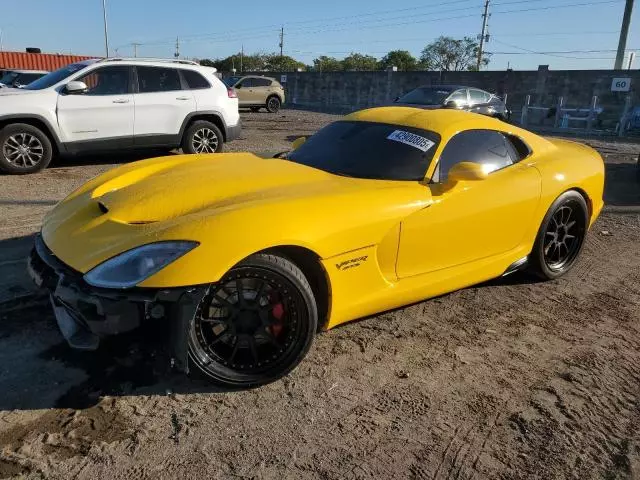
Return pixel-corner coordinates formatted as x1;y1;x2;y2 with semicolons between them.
0;234;230;412
603;160;640;207
49;149;178;168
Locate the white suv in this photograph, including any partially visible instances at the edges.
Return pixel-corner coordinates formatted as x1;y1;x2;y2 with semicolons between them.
0;58;241;174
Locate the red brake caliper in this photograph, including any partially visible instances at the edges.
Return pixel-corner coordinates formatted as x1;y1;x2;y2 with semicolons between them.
269;296;285;337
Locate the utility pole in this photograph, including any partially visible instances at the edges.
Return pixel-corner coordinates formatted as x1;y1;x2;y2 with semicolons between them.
614;0;634;69
279;27;284;57
102;0;110;57
628;51;636;70
0;28;3;52
476;0;490;71
132;42;141;58
174;37;180;58
240;44;244;72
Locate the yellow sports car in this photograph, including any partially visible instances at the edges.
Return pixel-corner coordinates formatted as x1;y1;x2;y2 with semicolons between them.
28;107;604;387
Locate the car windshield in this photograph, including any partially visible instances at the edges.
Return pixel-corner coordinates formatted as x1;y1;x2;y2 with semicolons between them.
24;62;89;90
396;87;452;105
0;72;19;85
223;76;241;87
286;121;440;181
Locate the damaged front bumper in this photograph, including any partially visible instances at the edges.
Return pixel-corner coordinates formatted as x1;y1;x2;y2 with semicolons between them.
27;234;206;371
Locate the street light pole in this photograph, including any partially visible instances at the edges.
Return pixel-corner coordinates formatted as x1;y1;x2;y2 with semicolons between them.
102;0;109;57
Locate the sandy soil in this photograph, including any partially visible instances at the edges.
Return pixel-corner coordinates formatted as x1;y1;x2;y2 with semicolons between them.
0;110;639;480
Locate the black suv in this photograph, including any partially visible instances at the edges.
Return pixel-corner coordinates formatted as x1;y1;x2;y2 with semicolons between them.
394;85;510;120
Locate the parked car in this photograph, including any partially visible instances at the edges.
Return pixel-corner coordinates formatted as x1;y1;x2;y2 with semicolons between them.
223;75;285;113
28;107;604;388
0;69;48;88
0;58;241;174
394;85;510;120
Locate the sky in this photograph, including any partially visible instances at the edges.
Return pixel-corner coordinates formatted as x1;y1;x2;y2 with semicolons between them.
1;0;638;70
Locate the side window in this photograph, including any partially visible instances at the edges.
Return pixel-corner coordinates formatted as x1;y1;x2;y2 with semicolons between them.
238;78;254;88
76;66;131;95
253;78;272;87
469;89;487;105
436;130;518;182
137;66;182;93
506;135;531;161
18;73;42;85
448;89;468;106
182;69;211;89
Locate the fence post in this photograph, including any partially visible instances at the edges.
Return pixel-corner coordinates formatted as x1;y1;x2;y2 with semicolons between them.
521;95;530;126
586;96;597;133
619;95;632;137
554;96;564;128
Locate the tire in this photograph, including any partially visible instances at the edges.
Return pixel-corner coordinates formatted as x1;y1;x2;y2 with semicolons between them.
266;96;281;113
0;123;53;174
188;253;318;388
181;120;224;154
250;107;261;113
528;190;589;280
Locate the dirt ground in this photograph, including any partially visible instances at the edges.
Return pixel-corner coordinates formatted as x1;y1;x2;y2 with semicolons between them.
0;110;639;480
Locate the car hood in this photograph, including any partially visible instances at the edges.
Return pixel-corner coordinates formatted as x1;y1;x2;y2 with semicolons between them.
42;153;431;273
0;87;38;96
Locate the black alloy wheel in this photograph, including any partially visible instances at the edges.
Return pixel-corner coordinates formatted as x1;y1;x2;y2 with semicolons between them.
188;254;317;387
266;96;281;113
529;190;588;280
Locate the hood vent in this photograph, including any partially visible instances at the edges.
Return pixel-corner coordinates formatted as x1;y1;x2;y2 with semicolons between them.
97;201;109;214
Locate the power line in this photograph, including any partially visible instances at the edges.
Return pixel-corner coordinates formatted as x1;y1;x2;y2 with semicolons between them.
116;0;564;50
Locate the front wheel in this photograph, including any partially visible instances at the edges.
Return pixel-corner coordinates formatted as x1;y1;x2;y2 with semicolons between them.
188;253;318;388
182;120;224;154
266;96;281;113
528;191;589;280
0;123;53;174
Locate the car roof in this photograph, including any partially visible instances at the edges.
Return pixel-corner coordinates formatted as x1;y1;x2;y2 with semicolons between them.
346;106;549;149
244;75;276;81
416;85;489;92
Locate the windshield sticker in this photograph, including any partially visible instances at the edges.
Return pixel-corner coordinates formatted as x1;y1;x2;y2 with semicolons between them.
387;130;435;152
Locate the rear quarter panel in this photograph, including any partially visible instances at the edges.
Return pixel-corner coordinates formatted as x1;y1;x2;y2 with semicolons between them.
531;139;605;229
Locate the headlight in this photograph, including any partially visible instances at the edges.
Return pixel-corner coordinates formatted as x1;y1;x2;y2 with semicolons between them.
83;241;199;289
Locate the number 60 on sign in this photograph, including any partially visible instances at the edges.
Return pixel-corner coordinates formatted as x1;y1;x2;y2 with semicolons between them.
611;78;631;92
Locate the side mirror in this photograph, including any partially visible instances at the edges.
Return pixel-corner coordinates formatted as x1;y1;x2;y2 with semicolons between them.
447;162;488;183
65;81;88;94
444;100;457;108
291;136;306;150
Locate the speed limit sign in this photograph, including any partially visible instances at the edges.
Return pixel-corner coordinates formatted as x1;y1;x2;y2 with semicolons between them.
611;78;631;92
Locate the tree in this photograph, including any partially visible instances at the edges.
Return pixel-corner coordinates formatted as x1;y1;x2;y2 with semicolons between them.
312;56;342;72
198;58;218;68
420;36;488;71
341;53;378;71
378;50;418;71
264;54;305;71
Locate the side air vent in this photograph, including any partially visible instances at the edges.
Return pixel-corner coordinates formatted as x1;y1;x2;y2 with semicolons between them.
97;202;109;214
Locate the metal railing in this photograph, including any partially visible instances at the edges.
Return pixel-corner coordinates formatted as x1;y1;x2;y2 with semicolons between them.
520;94;635;136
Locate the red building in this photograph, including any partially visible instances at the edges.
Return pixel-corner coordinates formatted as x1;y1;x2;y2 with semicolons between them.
0;51;97;72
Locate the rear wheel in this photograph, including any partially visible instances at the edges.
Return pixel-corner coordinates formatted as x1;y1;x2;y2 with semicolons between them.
188;253;317;388
528;191;589;280
182;120;223;154
266;96;281;113
0;123;53;174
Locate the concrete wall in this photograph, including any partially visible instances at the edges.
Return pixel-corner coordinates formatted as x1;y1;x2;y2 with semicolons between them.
253;68;640;129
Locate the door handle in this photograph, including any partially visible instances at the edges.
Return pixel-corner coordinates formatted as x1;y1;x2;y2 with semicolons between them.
176;96;190;101
112;98;130;104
